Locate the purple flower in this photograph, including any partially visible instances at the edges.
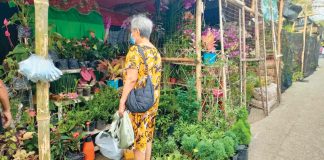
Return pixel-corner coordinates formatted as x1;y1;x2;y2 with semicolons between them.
184;0;196;9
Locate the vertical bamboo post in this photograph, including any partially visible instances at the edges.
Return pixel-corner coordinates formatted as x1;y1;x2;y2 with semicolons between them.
196;0;203;121
254;0;267;114
301;14;308;75
262;17;269;115
242;7;247;106
219;0;227;101
34;0;50;159
270;0;280;106
277;0;284;102
239;9;243;107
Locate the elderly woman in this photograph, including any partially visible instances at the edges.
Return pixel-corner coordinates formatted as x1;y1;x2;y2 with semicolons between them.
118;15;162;159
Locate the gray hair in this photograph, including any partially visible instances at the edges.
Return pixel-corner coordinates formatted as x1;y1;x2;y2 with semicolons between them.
131;15;153;39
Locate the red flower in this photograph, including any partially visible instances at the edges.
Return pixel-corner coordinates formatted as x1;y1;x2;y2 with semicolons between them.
5;30;10;37
28;109;36;117
3;18;9;26
73;132;80;138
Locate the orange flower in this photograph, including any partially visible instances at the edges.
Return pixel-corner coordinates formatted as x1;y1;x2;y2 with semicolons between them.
184;11;194;21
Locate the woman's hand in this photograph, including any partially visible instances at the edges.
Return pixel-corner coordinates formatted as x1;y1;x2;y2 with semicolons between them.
2;110;12;128
118;102;126;117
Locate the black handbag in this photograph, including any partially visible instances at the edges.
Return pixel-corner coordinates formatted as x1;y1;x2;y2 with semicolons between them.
126;46;155;113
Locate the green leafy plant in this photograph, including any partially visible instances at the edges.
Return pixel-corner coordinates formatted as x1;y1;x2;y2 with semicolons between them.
292;71;304;82
222;136;235;157
230;119;251;145
7;0;32;27
181;134;199;154
86;86;119;122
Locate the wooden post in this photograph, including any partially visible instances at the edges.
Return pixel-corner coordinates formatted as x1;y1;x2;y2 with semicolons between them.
262;17;269;114
34;0;50;159
242;7;247;106
270;0;280;106
254;0;267;114
301;14;308;74
196;0;203;121
239;9;243;107
277;0;284;102
219;0;227;101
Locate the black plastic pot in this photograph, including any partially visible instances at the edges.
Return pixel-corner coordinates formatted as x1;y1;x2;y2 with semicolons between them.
55;59;69;70
236;145;248;160
77;88;83;96
83;88;91;97
65;152;85;160
68;59;80;69
89;121;96;131
79;61;86;68
89;60;98;68
49;50;60;62
17;25;31;39
96;119;106;130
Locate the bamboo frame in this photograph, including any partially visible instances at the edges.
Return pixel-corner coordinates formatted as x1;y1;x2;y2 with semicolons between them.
196;0;203;121
34;0;50;159
262;17;269;115
270;0;280;106
254;0;267;115
277;0;284;102
219;0;227;101
301;15;308;75
242;7;247;106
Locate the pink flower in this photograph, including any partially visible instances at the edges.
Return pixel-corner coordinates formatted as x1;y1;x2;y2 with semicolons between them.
184;0;196;9
5;30;10;37
73;132;80;139
104;16;111;29
67;92;78;99
28;109;36;117
3;18;9;26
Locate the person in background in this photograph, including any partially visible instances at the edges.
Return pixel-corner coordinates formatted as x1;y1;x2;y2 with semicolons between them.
0;80;12;131
118;14;162;160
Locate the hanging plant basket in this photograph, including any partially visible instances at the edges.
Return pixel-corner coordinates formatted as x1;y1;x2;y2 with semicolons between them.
17;25;31;39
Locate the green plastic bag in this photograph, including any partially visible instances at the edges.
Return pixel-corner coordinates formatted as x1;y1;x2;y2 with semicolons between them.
109;112;135;149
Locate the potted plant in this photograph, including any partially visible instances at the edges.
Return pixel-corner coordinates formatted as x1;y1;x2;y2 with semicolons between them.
97;58;124;89
7;0;33;43
202;27;220;65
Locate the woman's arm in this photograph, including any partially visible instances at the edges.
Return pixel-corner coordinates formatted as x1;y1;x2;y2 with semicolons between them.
0;80;12;128
118;69;138;116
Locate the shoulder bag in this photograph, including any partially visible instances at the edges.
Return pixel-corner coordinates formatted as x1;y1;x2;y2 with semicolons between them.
126;46;155;113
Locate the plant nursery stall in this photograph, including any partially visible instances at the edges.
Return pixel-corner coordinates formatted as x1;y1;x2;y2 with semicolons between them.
0;0;287;159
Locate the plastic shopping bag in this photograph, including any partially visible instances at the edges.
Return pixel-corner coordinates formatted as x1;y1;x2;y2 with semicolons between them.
95;131;122;160
119;111;134;149
109;112;135;149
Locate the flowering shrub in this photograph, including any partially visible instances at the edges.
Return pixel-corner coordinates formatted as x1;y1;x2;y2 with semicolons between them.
224;24;240;57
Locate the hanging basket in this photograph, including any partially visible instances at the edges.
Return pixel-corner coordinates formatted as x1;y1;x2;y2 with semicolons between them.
17;25;31;39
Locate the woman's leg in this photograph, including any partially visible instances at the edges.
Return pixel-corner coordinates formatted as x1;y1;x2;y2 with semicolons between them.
134;149;145;160
145;141;152;160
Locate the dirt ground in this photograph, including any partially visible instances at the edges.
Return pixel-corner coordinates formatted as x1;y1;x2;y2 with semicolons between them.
248;58;324;160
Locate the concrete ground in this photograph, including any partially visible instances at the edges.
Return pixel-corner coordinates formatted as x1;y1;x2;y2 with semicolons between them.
249;58;324;160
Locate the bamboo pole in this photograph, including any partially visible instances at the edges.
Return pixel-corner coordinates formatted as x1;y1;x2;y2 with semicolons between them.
262;17;269;114
254;0;267;114
270;0;280;106
219;0;227;101
239;9;243;107
242;7;247;106
301;14;308;75
277;0;284;102
196;0;203;121
34;0;50;159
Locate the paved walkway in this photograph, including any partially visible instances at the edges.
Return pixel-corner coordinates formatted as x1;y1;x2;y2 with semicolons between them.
249;58;324;160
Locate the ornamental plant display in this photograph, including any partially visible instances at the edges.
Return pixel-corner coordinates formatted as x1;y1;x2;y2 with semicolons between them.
224;24;240;57
202;27;220;53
